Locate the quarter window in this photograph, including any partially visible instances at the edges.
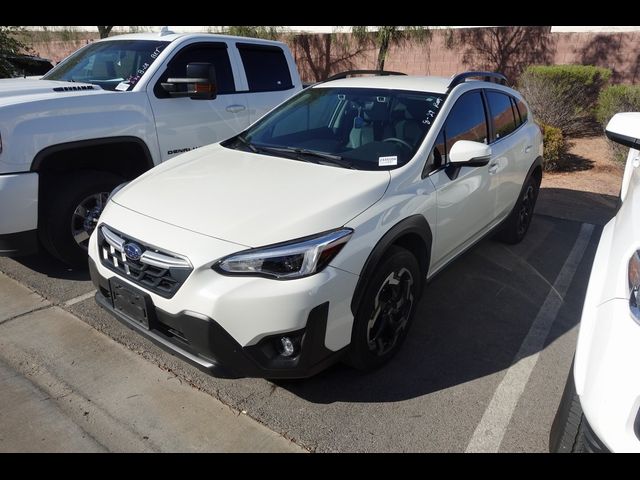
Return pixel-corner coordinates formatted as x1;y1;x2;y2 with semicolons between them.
237;44;293;92
514;97;529;124
486;91;518;141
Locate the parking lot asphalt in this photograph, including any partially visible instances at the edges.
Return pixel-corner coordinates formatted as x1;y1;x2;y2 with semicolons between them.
0;187;616;452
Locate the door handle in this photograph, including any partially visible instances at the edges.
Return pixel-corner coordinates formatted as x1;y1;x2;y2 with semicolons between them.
226;104;246;113
488;163;498;174
524;145;532;153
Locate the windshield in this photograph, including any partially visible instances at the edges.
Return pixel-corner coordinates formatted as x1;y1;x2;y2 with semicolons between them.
223;86;446;170
43;40;169;91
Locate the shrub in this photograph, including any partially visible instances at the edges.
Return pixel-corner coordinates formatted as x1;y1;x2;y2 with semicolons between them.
596;84;640;162
539;122;567;172
518;65;611;137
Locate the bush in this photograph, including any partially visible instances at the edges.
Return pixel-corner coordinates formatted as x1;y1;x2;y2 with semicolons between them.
518;65;611;137
596;84;640;162
539;122;567;172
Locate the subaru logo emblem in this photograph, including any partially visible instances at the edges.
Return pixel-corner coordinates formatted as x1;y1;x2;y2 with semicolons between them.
123;242;143;261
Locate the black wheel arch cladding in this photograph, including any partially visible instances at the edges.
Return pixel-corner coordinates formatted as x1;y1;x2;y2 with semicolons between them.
350;214;432;315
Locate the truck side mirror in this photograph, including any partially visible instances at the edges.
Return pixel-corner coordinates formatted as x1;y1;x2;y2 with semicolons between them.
161;62;217;100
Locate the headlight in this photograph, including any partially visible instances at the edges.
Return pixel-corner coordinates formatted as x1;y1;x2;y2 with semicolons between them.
628;250;640;324
107;182;129;204
214;228;353;279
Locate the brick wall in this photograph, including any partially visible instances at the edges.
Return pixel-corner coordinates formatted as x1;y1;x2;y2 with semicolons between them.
289;28;640;85
28;27;640;84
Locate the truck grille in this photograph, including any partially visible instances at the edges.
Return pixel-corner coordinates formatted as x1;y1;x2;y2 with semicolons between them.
97;225;192;298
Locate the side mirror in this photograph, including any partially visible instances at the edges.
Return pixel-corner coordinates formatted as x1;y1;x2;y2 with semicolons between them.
448;140;492;166
161;62;217;100
605;112;640;149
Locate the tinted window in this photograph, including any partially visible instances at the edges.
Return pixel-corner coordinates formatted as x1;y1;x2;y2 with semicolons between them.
444;91;488;153
487;91;517;141
238;44;293;92
514;97;529;124
155;44;235;97
510;97;522;128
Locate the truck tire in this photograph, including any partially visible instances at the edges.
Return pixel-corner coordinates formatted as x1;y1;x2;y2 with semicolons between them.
495;175;539;245
39;170;123;268
346;246;422;371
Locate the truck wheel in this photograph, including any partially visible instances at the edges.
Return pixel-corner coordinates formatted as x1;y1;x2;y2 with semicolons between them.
39;171;123;268
346;246;422;371
496;175;539;245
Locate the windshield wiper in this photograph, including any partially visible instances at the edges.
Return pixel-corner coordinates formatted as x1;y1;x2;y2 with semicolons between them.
235;134;259;153
256;145;354;169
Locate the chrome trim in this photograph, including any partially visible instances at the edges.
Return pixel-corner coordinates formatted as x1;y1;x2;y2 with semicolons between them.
140;250;192;269
101;226;125;252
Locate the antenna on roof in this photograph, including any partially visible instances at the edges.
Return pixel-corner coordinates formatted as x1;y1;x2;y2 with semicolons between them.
159;26;175;37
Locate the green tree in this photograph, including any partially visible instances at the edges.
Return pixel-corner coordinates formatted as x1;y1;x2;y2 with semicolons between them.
97;26;114;39
221;26;284;40
351;26;431;71
0;26;32;77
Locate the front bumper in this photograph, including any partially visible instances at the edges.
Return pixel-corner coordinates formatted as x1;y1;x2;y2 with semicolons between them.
90;257;348;378
574;297;640;452
0;172;39;256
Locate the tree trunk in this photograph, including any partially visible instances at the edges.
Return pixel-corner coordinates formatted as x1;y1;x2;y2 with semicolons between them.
97;26;114;39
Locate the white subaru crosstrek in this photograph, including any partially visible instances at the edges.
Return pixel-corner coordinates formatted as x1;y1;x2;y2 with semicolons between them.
88;70;543;378
550;113;640;453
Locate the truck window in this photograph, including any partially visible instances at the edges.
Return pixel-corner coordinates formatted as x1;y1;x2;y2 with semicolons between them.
154;43;235;98
237;43;293;92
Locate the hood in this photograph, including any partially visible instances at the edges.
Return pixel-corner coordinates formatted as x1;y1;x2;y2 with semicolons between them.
0;78;105;105
113;144;390;247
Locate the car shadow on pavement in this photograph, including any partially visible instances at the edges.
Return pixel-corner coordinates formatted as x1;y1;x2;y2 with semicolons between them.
2;252;90;282
275;213;602;404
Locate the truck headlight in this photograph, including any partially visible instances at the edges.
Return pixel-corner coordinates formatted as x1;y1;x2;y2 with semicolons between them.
628;250;640;324
214;228;353;279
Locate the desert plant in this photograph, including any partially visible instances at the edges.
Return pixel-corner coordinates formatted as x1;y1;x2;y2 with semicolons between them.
539;122;567;172
596;84;640;161
518;65;611;137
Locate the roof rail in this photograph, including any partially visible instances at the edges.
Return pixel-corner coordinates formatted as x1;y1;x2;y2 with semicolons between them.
324;69;407;82
447;71;507;91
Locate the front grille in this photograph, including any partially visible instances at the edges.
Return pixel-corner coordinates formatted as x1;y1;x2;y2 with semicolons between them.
97;225;192;298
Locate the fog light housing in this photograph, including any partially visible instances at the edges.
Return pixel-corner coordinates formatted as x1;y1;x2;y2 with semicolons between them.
278;336;296;357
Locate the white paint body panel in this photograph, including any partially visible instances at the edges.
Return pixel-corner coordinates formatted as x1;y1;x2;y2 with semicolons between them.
573;139;640;452
0;173;38;233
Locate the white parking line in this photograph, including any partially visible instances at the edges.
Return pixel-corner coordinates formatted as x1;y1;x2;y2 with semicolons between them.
63;291;97;307
465;223;594;453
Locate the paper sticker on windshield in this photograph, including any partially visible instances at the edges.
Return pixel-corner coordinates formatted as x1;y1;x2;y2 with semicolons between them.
115;82;130;92
379;156;398;166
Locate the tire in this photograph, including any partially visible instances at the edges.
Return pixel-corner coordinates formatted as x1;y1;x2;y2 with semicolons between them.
549;364;586;452
495;174;540;244
39;170;123;268
346;245;422;371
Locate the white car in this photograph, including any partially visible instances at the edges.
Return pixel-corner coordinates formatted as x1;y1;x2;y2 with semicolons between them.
550;112;640;453
88;70;543;378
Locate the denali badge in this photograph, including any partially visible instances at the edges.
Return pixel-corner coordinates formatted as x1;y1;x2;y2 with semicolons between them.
123;242;143;261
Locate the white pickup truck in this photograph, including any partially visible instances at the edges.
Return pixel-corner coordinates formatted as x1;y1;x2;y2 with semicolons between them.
0;31;302;266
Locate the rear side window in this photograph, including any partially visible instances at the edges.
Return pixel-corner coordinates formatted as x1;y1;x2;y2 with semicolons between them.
155;43;235;98
237;43;293;92
514;97;529;124
486;91;518;141
444;91;488;153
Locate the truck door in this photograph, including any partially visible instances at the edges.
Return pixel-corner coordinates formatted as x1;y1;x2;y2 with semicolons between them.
148;42;250;162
